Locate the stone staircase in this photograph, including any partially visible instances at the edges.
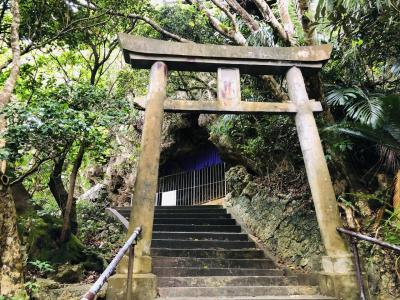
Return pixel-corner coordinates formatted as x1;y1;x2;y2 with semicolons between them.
117;205;335;300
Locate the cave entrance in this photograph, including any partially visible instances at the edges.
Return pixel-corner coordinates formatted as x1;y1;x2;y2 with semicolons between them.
156;143;228;206
117;34;355;294
156;163;227;206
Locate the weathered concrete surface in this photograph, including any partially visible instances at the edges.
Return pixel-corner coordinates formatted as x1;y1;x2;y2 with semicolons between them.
319;273;359;300
286;67;357;299
127;61;168;275
119;34;332;75
106;273;157;300
286;67;350;260
107;62;167;299
134;96;323;114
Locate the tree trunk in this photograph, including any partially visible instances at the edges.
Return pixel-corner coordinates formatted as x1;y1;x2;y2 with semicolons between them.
48;154;78;235
0;186;24;296
10;182;30;214
60;144;85;242
0;1;24;296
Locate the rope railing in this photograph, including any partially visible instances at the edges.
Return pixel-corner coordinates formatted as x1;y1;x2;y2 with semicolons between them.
337;227;400;300
81;226;142;300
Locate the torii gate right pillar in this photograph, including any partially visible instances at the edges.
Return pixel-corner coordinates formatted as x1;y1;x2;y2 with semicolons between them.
287;67;358;299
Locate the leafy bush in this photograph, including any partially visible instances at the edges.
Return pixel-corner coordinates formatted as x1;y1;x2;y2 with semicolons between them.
28;260;55;277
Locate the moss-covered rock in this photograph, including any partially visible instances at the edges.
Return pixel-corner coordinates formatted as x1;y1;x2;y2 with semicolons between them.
52;264;84;283
18;213;106;273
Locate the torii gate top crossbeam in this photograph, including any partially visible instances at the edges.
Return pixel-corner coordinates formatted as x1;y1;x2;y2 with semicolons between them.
119;34;332;75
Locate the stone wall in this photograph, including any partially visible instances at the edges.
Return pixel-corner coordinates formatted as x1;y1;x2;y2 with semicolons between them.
225;165;324;272
225;165;400;299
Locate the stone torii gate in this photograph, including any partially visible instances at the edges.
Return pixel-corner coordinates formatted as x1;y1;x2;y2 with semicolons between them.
107;34;358;299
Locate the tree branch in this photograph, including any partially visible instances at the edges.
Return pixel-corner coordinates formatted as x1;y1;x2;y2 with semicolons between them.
72;0;191;43
252;0;293;45
277;0;295;41
261;75;289;101
187;0;246;45
225;0;260;33
210;0;238;32
0;12;108;72
293;0;316;45
10;155;56;186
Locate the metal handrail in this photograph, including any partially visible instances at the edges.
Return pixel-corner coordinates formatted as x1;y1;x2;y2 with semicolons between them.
337;227;400;300
81;226;142;300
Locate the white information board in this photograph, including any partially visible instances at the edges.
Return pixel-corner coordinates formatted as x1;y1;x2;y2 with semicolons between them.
162;190;177;206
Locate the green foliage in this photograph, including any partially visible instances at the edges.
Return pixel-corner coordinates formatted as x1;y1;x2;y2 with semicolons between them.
24;281;40;298
77;197;125;262
28;260;55;276
321;0;400;90
17;0;152;50
338;190;400;245
156;5;223;44
1;83;131;181
210;114;300;174
326;94;400;172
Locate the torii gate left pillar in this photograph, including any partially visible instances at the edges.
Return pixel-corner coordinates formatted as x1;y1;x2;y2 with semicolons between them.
106;34;359;300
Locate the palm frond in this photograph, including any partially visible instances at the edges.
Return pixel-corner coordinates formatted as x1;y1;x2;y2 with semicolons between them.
326;86;383;126
325;86;361;106
345;94;383;127
325;123;400;153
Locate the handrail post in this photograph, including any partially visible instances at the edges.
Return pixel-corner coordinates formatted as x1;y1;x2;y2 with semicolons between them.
350;238;366;300
337;227;400;300
126;243;135;300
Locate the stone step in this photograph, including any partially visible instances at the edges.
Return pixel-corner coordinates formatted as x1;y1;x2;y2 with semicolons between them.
115;206;226;216
151;248;265;259
155;208;227;214
153;218;236;225
116;205;223;210
155;205;223;210
152;239;255;249
158;286;320;297
158;276;297;287
119;212;231;219
154;267;284;277
152;232;249;241
152;257;276;269
157;296;336;300
153;224;242;232
154;213;232;219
